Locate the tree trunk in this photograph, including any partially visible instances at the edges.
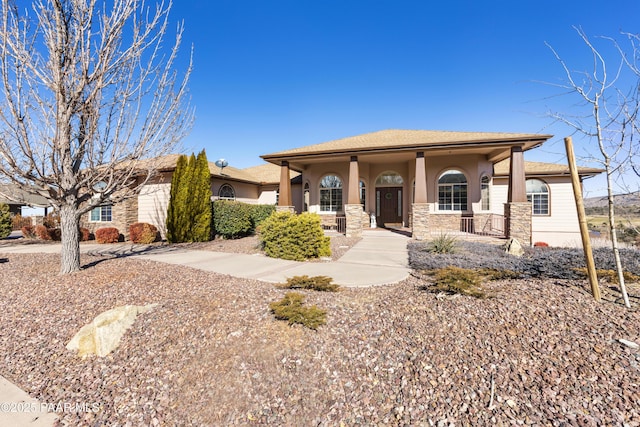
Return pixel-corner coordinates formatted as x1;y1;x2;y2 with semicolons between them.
59;204;81;274
606;169;631;308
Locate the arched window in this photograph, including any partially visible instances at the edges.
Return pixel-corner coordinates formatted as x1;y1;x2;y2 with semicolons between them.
526;179;549;215
218;183;236;200
303;182;310;211
438;170;467;211
359;180;366;208
320;175;342;212
481;175;490;211
375;172;404;186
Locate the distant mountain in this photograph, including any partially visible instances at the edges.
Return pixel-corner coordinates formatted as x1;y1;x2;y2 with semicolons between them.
584;192;640;208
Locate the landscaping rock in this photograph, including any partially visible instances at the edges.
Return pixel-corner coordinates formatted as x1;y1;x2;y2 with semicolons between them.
66;303;158;357
505;238;524;257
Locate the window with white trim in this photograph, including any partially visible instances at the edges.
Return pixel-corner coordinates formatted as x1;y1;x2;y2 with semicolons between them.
438;170;467;211
526;179;549;215
359;180;366;208
481;175;490;211
90;205;112;222
320;175;342;212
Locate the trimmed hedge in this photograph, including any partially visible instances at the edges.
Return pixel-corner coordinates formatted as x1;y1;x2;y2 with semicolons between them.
212;201;276;239
129;222;158;244
95;227;120;244
259;211;331;261
79;227;91;242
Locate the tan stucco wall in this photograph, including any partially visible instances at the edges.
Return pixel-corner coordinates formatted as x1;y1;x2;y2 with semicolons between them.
493;176;582;247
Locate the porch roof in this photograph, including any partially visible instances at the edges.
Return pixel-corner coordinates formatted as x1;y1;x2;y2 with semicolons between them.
261;129;552;169
494;159;603;178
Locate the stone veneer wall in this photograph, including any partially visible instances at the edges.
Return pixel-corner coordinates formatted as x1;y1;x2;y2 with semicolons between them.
81;197;138;240
429;213;461;233
275;206;295;213
411;203;430;240
504;202;532;246
345;204;363;237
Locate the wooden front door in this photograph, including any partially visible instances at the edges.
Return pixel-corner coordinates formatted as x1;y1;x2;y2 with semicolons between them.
376;187;402;226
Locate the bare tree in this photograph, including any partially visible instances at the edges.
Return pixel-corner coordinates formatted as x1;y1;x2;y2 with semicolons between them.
546;27;635;307
0;0;193;273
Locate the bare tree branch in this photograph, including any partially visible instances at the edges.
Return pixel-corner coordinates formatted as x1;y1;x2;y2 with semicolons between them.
0;0;193;273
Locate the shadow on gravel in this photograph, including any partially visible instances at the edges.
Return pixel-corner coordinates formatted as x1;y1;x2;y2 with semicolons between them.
81;244;183;269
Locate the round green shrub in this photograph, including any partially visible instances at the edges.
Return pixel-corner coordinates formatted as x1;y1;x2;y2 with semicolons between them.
259;211;331;261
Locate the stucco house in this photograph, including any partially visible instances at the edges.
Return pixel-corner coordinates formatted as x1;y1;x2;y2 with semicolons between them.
82;129;602;247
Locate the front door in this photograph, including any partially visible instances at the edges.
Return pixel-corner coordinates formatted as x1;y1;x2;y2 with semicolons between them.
376;187;402;226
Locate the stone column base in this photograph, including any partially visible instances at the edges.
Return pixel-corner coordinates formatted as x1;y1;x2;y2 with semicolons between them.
504;202;532;246
276;206;295;213
412;203;430;240
345;204;363;237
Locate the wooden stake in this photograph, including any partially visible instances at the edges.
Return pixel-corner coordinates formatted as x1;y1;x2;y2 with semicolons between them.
565;137;601;302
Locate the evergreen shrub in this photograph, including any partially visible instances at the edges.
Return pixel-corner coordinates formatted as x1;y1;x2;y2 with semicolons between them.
269;291;327;330
0;203;11;239
279;275;340;292
212;200;253;238
259;211;331;261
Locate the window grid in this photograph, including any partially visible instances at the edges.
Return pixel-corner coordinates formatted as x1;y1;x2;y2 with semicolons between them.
438;184;467;211
90;205;112;222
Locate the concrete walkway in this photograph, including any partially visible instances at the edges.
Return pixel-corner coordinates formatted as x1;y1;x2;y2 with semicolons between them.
0;229;410;426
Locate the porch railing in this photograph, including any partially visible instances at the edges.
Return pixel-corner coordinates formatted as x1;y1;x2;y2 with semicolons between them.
460;214;505;237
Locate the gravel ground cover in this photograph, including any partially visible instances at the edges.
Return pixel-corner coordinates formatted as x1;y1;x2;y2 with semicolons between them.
410;240;640;279
0;242;639;426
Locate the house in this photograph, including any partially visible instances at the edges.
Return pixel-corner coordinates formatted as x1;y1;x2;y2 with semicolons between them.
82;129;602;247
0;184;51;216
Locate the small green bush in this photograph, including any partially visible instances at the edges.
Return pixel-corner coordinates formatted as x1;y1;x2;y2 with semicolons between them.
213;200;253;239
269;292;327;330
259;211;331;261
129;222;158;244
426;266;487;298
478;268;523;280
279;275;340;292
0;204;11;239
95;227;120;243
574;268;640;284
425;233;457;254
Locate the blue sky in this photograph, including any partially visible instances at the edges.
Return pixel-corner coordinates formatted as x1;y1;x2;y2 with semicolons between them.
170;1;640;196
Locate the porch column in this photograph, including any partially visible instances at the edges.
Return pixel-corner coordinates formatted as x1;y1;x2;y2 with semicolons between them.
507;146;526;202
504;146;531;245
345;156;363;237
277;161;294;212
412;152;430;240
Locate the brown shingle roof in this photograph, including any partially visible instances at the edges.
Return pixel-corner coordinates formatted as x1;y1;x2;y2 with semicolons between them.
0;184;50;207
242;163;300;184
494;159;603;177
150;154;301;184
262;129;552;159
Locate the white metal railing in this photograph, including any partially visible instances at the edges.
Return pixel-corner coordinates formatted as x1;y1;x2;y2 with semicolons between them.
460;214;505;236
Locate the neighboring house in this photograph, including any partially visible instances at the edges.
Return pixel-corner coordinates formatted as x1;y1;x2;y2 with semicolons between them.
0;184;51;216
81;129;602;247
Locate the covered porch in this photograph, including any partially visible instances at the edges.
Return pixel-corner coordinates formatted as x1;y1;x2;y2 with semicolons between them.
262;130;552;245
